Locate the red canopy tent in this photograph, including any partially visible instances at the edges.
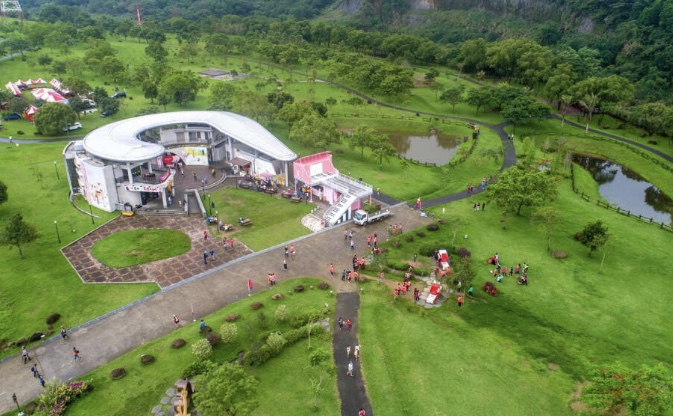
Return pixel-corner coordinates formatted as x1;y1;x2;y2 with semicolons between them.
23;105;38;121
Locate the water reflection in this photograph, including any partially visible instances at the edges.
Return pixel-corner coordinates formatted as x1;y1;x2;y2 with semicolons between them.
386;131;462;166
572;154;673;225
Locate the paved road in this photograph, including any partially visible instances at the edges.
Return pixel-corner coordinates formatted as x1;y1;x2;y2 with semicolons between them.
0;204;430;414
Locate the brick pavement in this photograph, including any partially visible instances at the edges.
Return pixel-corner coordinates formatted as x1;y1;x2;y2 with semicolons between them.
61;215;252;288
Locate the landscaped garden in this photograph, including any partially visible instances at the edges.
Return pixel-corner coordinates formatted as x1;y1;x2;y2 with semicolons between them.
91;229;191;267
2;20;673;416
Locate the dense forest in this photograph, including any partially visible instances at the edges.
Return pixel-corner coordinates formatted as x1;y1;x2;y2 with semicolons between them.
2;0;673;137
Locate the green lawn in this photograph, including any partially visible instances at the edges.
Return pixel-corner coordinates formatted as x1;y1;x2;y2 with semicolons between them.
60;278;338;416
91;229;191;268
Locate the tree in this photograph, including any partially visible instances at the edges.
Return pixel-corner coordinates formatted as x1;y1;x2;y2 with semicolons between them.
466;87;493;115
0;214;39;258
5;34;30;60
289;114;341;149
370;135;396;167
34;103;77;136
277;102;317;127
532;206;560;251
209;82;238;111
0;181;7;205
145;40;168;62
159;71;208;107
581;363;673;415
501;96;550;133
485;164;558;215
37;55;53;68
440;85;466;110
62;78;92;96
68;96;90;119
142;80;158;104
266;91;294;110
194;363;259;416
577;220;609;256
350;126;379;159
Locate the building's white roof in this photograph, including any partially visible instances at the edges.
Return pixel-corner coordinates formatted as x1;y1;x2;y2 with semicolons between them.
82;111;297;163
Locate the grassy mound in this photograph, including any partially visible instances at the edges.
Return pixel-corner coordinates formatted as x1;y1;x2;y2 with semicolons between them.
91;229;191;268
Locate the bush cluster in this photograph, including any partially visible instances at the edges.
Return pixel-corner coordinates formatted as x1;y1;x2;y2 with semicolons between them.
46;313;61;325
181;360;217;379
110;368;126;380
243;324;323;366
250;302;264;310
34;380;92;415
219;323;238;344
191;339;213;360
140;354;155;365
224;313;240;322
426;223;440;231
171;338;187;349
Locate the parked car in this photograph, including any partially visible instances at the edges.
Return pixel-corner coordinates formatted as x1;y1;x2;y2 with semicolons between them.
100;109;117;117
63;122;83;132
82;108;98;115
112;91;127;99
3;113;21;121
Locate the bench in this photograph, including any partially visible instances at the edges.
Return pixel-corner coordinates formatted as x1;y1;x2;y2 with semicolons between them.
290;196;302;203
240;219;253;226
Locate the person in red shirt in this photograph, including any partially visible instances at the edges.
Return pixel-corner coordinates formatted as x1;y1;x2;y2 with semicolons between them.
359;409;366;416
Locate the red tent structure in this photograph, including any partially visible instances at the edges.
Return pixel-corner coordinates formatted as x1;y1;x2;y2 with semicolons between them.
23;105;38;121
31;88;68;104
5;82;22;96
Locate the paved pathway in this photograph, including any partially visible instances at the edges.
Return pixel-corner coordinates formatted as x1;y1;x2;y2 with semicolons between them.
0;204;431;414
333;293;372;416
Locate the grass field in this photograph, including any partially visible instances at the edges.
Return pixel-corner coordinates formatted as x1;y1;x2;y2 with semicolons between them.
91;229;191;267
61;278;338;416
2;28;673;416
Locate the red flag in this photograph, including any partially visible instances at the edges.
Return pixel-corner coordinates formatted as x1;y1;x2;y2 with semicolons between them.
247;279;253;292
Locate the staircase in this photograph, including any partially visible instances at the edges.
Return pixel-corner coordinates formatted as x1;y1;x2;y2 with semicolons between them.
323;193;358;225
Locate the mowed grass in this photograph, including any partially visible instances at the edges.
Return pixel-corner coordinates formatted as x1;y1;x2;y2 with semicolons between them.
63;278;339;416
209;188;315;251
91;229;191;268
0;142;157;358
356;179;673;414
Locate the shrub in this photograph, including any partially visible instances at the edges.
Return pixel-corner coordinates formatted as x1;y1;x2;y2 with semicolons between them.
416;231;426;238
405;236;415;243
418;244;436;257
266;332;287;356
271;293;284;300
309;347;331;366
294;285;304;292
199;325;212;335
251;302;264;310
458;247;471;258
224;313;240;322
46;313;61;325
181;360;217;379
317;282;330;290
140;354;155;365
206;332;222;347
171;338;187;349
244;344;272;366
258;331;272;343
257;312;269;329
426;223;439;231
34;381;91;415
390;239;402;248
219;323;238;344
191;339;213;360
387;260;409;272
275;305;289;322
24;401;37;414
29;332;44;342
110;368;126;380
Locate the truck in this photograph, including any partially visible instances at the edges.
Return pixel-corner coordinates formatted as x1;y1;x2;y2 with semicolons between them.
353;208;391;225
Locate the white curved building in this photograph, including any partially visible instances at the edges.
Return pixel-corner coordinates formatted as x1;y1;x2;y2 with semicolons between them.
64;111;297;212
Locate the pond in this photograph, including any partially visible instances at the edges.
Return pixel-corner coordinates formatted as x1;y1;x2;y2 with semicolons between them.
572;154;673;225
386;131;463;166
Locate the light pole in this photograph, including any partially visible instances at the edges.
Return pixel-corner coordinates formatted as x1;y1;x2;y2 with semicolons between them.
89;204;95;225
207;194;211;216
53;161;60;180
54;220;61;244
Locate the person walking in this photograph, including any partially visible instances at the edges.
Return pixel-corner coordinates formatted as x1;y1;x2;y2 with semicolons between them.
229;239;234;250
337;317;344;331
209;249;215;261
359;409;366;416
72;347;80;361
283;259;288;271
350;240;355;251
346;345;351;358
457;296;464;307
346;319;352;331
329;263;335;278
203;230;208;241
21;347;31;364
203;250;208;265
30;364;38;378
60;326;69;340
347;361;354;377
199;319;206;330
173;314;180;327
38;374;46;387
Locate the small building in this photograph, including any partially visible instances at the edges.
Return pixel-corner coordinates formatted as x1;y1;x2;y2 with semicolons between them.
292;151;372;225
63;111;297;212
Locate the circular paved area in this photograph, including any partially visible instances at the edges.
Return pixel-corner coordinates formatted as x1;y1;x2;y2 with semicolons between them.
61;215;252;288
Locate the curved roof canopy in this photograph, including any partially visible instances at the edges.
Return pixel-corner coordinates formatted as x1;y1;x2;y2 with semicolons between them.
82;111;297;163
